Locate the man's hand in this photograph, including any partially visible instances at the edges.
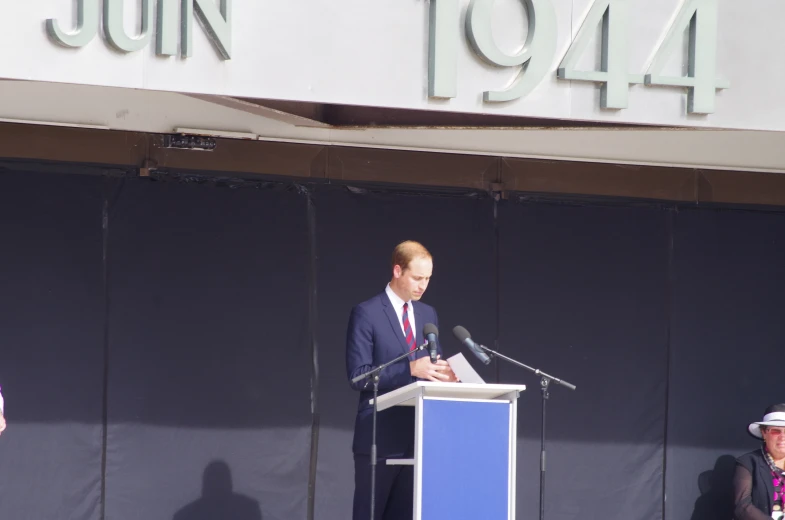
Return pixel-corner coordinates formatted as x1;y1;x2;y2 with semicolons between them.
410;356;460;382
0;413;6;436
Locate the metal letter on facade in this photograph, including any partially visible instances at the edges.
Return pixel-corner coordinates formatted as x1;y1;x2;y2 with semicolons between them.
46;0;100;48
428;0;460;98
181;0;232;59
557;0;641;109
104;0;153;52
465;0;557;102
645;0;728;114
156;0;178;56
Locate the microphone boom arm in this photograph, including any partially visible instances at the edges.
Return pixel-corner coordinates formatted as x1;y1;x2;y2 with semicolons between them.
351;342;427;384
476;344;576;391
350;342;428;520
467;338;575;520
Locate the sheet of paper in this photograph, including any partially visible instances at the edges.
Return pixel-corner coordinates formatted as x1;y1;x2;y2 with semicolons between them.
447;353;485;384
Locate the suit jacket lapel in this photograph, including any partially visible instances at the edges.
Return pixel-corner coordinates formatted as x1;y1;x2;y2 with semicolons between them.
381;293;409;353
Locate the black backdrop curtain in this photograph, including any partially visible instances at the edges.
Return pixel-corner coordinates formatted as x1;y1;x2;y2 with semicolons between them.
0;168;781;520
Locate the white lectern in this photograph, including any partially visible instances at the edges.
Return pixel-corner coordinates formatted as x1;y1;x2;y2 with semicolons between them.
372;381;526;520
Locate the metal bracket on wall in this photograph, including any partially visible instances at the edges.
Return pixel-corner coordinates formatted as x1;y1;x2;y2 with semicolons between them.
139;158;157;177
489;182;507;201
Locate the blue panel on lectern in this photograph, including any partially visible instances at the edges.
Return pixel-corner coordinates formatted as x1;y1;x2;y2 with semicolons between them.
421;399;510;520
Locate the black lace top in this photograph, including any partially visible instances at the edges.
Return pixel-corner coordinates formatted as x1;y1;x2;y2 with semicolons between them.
735;448;785;519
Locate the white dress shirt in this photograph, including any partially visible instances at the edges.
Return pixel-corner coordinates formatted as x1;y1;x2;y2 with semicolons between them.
385;284;415;341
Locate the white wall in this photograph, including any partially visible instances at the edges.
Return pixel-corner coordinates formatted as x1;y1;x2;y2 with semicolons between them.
2;0;784;131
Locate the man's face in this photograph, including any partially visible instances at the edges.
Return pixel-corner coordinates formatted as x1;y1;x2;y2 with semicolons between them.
392;256;433;302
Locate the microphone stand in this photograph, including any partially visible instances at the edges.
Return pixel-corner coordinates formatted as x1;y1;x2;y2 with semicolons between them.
474;343;576;520
351;343;427;520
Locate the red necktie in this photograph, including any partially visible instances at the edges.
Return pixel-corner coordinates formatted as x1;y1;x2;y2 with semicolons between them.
402;302;416;351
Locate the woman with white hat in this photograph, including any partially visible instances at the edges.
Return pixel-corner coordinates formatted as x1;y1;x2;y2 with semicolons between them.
735;404;785;519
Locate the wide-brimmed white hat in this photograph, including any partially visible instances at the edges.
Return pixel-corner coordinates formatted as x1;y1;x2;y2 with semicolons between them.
749;408;785;439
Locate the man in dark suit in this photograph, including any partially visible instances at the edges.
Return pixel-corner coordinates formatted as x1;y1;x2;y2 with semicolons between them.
346;240;458;520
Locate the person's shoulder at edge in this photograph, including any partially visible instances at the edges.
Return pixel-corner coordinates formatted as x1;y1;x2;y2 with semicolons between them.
351;292;387;315
736;449;761;465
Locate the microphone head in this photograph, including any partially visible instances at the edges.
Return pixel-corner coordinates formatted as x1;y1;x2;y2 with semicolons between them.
423;323;439;338
452;325;471;343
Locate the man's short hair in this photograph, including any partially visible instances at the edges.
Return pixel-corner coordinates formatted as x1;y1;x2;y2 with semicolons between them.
391;241;432;271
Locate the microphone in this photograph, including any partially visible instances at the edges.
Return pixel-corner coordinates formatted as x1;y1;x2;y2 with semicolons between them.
423;323;439;363
452;326;491;365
